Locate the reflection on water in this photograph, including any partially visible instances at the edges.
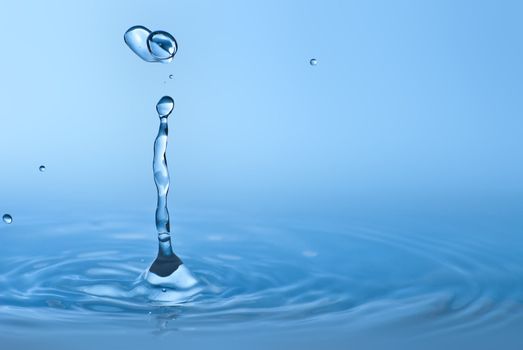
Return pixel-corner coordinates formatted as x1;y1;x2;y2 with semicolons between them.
1;210;522;343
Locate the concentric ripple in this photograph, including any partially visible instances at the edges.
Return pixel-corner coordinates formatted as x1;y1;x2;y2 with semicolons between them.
0;214;522;337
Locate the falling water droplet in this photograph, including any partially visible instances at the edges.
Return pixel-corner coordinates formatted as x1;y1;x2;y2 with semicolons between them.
148;31;177;63
39;165;46;172
124;25;157;62
124;26;178;64
156;96;175;118
310;58;318;66
169;74;173;79
2;214;12;224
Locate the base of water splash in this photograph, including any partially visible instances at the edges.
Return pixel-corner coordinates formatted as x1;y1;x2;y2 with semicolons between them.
149;252;183;277
145;253;198;290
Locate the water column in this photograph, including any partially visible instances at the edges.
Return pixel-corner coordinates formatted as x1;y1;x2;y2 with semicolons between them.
145;96;197;288
124;25;196;290
145;96;197;289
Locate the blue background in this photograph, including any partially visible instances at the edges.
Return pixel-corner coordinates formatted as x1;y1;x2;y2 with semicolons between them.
1;0;522;219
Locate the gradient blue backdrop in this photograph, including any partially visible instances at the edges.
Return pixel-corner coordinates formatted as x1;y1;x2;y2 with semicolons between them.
1;0;522;221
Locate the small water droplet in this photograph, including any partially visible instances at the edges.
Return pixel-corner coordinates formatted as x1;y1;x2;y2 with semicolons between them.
169;74;173;79
156;96;174;118
309;58;318;66
39;165;46;172
162;288;167;293
2;214;12;224
148;31;177;62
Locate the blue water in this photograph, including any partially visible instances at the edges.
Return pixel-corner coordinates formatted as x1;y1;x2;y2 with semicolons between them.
2;1;523;349
1;200;523;349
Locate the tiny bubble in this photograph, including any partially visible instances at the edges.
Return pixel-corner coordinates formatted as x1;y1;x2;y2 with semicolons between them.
162;288;167;292
309;58;318;66
169;74;173;79
39;165;46;172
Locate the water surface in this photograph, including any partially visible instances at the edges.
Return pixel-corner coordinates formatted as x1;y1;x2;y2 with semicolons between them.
1;202;522;349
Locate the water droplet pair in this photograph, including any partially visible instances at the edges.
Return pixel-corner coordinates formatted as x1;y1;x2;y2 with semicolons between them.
124;26;177;63
3;165;46;225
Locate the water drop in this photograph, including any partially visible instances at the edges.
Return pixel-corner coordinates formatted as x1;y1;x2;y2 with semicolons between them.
2;214;12;224
124;26;178;64
147;31;177;63
156;96;174;118
310;58;318;66
124;26;157;62
162;288;167;293
39;165;46;172
169;74;173;79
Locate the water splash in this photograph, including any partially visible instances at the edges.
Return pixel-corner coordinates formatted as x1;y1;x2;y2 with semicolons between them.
144;96;198;291
2;214;522;337
124;25;195;295
124;26;177;64
2;214;12;224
